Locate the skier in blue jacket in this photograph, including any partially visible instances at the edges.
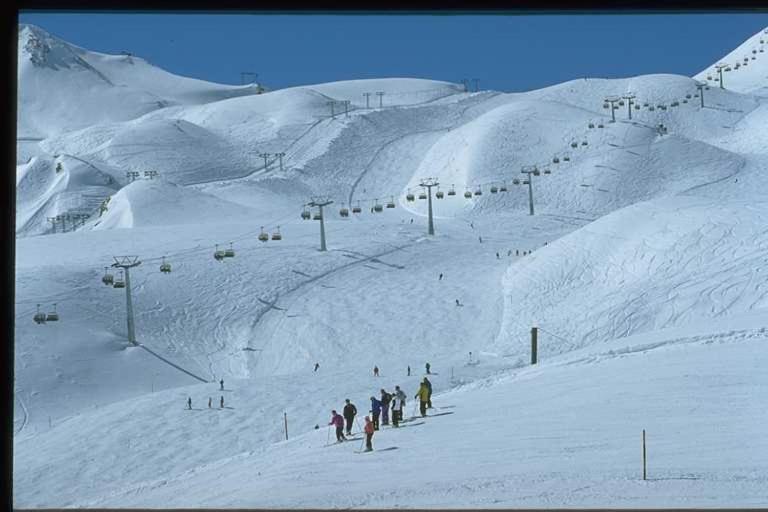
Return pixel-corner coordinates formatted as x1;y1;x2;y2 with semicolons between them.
370;396;382;430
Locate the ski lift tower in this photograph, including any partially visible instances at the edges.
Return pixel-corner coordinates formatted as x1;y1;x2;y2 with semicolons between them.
622;93;636;120
695;81;707;108
307;197;333;251
715;63;729;89
419;178;440;236
111;256;141;345
520;165;541;216
604;96;621;123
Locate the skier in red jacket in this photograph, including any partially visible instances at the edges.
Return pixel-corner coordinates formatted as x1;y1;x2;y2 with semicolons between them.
364;416;375;452
329;410;346;442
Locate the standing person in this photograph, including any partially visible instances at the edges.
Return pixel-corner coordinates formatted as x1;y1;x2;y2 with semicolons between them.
187;397;192;410
314;362;320;372
407;365;411;376
507;249;512;256
370;396;382;430
364;416;375;452
425;362;431;375
394;385;407;424
220;379;224;391
479;236;483;243
373;366;379;377
424;377;433;408
208;397;212;409
438;273;443;281
220;396;224;409
496;252;500;259
414;381;430;417
343;399;357;436
391;395;403;427
380;389;392;425
516;249;519;256
329;410;346;442
410;218;413;224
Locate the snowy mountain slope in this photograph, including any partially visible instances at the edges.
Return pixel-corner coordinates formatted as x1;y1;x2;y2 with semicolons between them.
695;25;768;96
17;24;261;138
13;23;768;508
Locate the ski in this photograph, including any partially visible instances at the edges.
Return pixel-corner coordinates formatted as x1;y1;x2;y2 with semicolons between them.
354;446;399;454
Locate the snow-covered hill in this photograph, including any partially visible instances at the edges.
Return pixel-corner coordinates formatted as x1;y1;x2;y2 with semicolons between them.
14;23;768;508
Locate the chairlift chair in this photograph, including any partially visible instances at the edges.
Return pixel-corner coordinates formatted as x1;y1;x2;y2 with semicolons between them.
46;303;59;322
618;100;625;106
581;141;588;146
499;183;508;192
571;142;578;148
340;204;349;217
387;196;396;208
603;103;609;109
271;227;282;240
301;208;311;220
352;202;362;214
102;267;114;286
373;201;383;213
418;192;427;200
522;179;530;185
685;94;692;99
160;257;172;274
406;191;415;202
490;185;498;193
114;270;126;287
512;178;520;185
649;106;656;111
435;189;444;199
588;122;595;128
33;304;47;324
313;212;322;221
258;227;269;242
213;245;226;261
553;156;560;164
563;154;571;162
634;104;640;110
683;99;688;103
225;242;235;257
474;186;482;196
532;169;541;176
447;185;457;196
598;123;605;128
643;102;650;107
543;168;551;175
464;189;472;198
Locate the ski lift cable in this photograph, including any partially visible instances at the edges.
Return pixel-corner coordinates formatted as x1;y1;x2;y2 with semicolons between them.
537;326;572;345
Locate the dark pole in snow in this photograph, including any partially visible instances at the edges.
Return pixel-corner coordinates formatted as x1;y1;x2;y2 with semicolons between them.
259;153;271;171
604;97;620;123
642;429;647;480
622;94;636;120
308;197;333;252
715;63;728;89
363;92;371;109
284;412;289;440
112;256;141;345
275;152;285;171
531;326;538;365
376;91;385;108
419;178;439;236
696;82;706;108
327;101;336;118
521;165;540;216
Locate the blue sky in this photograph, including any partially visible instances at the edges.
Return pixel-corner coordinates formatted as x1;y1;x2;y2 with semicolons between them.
18;13;768;92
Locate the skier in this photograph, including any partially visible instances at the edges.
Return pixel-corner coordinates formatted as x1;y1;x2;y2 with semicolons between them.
394;385;407;424
455;299;462;307
370;395;382;430
343;398;357;436
496;252;500;259
507;249;511;256
391;394;403;427
380;389;392;425
220;396;224;409
479;236;483;243
438;273;443;281
424;376;433;408
208;397;212;409
469;351;473;363
220;379;224;391
414;381;430;417
410;218;414;224
425;362;431;375
516;249;519;256
363;416;375;452
470;222;474;229
329;410;346;442
373;366;379;377
187;397;192;410
314;362;320;372
407;365;411;376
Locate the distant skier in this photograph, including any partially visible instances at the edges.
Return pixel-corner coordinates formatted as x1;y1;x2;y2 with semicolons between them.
380;389;392;425
314;362;320;372
407;365;411;376
424;377;433;408
425;362;431;375
410;218;414;224
329;410;346;442
208;397;212;409
414;381;430;417
469;351;473;363
439;273;443;281
516;249;519;256
373;366;380;377
507;250;512;256
370;396;382;430
455;299;462;307
479;236;483;243
220;396;224;409
343;399;357;436
364;416;375;452
391;395;403;427
220;379;224;391
187;397;192;410
470;222;474;229
496;252;500;259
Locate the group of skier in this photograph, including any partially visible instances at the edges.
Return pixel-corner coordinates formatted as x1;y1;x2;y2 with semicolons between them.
328;374;434;452
186;379;227;410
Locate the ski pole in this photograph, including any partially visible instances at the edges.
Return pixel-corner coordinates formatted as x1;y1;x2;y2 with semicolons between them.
326;424;331;446
359;432;367;452
355;417;364;436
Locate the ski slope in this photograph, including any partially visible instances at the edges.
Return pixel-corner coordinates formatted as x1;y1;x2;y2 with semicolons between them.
13;23;768;508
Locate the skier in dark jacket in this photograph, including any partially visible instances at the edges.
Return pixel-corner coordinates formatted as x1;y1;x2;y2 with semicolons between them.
380;389;392;425
423;377;433;408
370;396;382;430
343;399;357;435
425;362;431;375
187;397;192;410
329;410;346;442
